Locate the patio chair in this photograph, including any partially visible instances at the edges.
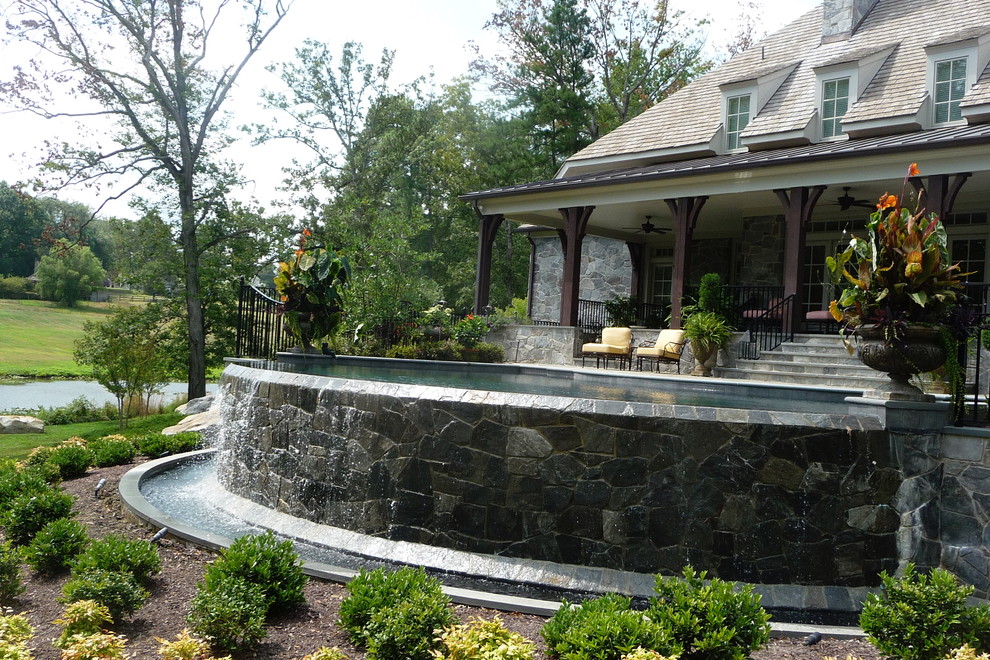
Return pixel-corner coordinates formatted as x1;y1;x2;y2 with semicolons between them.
636;329;686;373
581;327;633;370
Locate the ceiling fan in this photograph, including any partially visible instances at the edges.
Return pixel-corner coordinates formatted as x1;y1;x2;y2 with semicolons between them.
834;187;875;211
625;215;669;234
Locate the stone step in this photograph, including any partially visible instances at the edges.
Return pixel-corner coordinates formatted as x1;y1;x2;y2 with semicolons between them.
715;367;886;390
737;359;884;378
771;350;863;366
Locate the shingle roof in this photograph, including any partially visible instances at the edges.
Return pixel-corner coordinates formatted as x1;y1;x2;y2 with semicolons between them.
566;0;990;166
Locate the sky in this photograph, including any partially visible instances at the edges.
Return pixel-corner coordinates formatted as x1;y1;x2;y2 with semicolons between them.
0;0;820;219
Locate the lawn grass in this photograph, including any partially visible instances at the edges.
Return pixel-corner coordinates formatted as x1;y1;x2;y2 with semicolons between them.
0;299;127;378
0;412;184;460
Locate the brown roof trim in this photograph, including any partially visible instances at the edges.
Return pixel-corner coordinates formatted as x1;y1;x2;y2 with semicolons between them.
461;124;990;202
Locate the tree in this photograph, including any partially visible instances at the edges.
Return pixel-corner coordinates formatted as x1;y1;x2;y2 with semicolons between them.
0;183;45;277
74;306;169;428
473;0;711;173
35;241;106;306
111;203;295;377
3;0;292;399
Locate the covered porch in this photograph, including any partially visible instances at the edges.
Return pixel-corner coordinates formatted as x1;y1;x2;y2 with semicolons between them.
466;125;990;340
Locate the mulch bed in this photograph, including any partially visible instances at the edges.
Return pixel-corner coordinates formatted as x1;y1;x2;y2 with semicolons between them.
11;463;881;660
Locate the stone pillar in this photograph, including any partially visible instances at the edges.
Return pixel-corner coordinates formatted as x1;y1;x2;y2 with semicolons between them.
774;186;826;331
474;213;505;314
558;206;594;326
665;196;707;328
909;172;971;219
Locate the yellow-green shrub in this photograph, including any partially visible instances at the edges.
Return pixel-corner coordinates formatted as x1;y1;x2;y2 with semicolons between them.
433;616;534;660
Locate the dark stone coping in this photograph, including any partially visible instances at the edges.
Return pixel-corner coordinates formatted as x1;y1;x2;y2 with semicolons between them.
227;356;884;431
119;449;868;636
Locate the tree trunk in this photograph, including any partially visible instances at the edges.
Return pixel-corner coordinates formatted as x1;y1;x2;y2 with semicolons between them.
181;199;207;400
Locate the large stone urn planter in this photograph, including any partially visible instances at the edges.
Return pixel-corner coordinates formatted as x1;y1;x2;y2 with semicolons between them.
690;340;719;377
857;325;946;401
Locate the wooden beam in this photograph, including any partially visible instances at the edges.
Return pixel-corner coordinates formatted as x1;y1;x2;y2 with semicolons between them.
473;213;505;314
558;206;594;326
664;196;707;328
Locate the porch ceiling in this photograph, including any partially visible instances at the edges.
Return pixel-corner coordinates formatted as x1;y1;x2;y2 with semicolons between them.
467;125;990;243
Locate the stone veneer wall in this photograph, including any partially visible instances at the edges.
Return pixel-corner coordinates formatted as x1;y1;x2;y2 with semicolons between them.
688;238;733;285
932;429;990;597
487;325;583;364
737;215;784;286
530;235;632;323
220;365;905;589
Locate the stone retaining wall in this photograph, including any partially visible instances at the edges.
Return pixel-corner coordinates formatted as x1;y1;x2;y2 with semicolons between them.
220;365;903;589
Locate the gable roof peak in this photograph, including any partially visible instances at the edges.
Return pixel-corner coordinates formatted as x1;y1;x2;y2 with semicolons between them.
822;0;880;43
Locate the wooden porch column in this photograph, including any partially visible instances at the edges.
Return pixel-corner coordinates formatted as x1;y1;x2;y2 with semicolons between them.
557;206;594;326
665;196;707;328
473;213;504;314
626;242;644;300
774;185;826;330
909;172;971;218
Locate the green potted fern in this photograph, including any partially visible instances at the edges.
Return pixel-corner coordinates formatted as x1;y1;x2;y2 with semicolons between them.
683;311;733;377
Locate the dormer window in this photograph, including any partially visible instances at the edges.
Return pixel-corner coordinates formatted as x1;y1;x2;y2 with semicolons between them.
726;94;751;151
822;77;850;138
934;56;968;124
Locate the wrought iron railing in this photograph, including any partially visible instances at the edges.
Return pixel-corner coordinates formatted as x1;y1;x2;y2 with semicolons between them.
720;285;785;330
235;279;290;359
953;283;990;426
735;294;796;360
533;300;669;334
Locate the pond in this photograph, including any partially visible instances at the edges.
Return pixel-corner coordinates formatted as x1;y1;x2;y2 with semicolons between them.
0;380;217;413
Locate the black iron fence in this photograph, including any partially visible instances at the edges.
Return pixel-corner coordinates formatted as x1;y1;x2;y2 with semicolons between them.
534;300;670;334
953;283;990;426
235;279;290;359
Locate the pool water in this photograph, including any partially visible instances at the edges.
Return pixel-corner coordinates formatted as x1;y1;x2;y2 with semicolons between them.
270;356;858;415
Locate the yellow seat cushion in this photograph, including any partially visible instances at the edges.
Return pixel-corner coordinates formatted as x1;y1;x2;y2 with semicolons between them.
637;329;685;360
582;327;632;355
582;343;630;355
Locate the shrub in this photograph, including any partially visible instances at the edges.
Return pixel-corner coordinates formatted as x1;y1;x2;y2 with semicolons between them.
542;594;674;660
202;531;305;613
71;534;162;587
54;600;114;649
471;342;505;363
166;432;202;454
0;276;31;299
301;648;349;660
339;566;452;645
60;631;127;660
0;465;49;509
3;487;76;546
648;567;771;660
434;615;534;660
621;649;678;660
137;432;202;459
0;611;33;645
860;564;990;660
156;628;233;660
947;646;990;660
187;573;268;651
364;594;456;660
0;543;25;603
22;446;56;469
34;398;116;425
87;438;136;468
60;569;150;621
48;443;94;480
0;610;33;660
22;518;90;575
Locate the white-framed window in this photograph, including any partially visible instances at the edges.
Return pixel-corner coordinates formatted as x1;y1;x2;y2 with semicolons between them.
821;77;850;138
934;56;968;124
726;94;750;151
950;235;987;283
